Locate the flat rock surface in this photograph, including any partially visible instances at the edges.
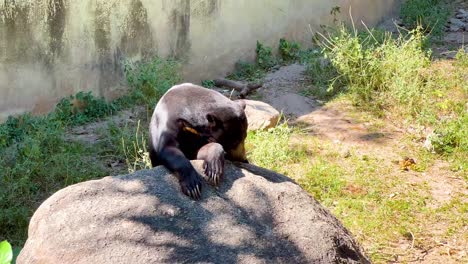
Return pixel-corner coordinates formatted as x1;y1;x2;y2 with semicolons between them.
18;161;369;264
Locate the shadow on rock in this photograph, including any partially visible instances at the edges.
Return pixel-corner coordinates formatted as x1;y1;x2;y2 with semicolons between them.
18;161;370;264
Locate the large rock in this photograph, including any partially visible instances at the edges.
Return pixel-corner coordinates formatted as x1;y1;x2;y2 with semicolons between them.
18;161;369;264
244;100;280;131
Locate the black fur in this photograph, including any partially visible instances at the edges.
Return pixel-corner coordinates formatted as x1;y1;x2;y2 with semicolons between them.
149;83;248;199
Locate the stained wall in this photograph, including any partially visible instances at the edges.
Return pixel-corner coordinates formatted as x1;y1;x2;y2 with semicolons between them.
0;0;399;120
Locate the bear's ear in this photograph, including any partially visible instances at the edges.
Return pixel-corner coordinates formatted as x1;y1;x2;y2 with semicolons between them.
206;113;222;129
236;99;246;110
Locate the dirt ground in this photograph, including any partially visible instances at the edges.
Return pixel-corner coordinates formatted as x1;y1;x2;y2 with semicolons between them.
256;60;466;263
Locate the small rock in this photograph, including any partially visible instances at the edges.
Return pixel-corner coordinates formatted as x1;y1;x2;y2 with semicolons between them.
394;19;404;26
319;57;330;68
424;132;436;153
449;18;465;28
342;149;351;158
449;24;462;32
244;100;280;131
456;9;468;20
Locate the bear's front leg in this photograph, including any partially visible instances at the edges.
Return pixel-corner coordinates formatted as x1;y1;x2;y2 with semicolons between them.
159;145;203;200
196;143;225;186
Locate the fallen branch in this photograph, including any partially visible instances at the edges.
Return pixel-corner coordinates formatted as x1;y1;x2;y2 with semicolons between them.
213;78;263;98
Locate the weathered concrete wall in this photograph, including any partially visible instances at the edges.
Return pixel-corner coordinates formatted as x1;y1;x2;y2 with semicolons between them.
0;0;398;120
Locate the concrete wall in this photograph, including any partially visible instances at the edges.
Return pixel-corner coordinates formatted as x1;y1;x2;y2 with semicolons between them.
0;0;398;120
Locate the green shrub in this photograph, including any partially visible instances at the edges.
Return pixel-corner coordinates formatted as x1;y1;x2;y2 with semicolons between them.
53;91;116;126
201;80;215;88
0;241;12;264
303;49;343;99
122;57;180;106
431;113;468;154
255;41;276;70
317;25;430;115
279;38;301;62
454;48;468;68
400;0;451;37
0;114;48;149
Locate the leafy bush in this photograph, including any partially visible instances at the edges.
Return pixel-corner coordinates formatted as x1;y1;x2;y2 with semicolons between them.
400;0;451;37
279;38;301;62
454;48;468;68
201;79;215;88
431;113;468;154
318;25;430;115
309;23;467;161
0;241;12;264
255;41;276;70
53;91;116;126
122;57;180;106
303;49;342;99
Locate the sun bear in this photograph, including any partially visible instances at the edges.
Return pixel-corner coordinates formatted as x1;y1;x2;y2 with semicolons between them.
149;83;248;199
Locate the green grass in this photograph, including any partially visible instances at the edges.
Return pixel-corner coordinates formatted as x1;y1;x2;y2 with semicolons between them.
247;124;466;262
400;0;451;38
0;119;110;245
246;122;308;175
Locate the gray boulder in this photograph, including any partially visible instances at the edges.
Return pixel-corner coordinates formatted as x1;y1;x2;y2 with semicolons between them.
18;161;369;264
244;100;280;131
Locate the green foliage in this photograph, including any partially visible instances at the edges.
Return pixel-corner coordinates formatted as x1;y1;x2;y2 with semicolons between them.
318;25;430;115
229;39;310;82
0;121;109;244
431;113;468;154
255;41;276;70
246;122;306;174
0;114;52;149
53;91;116;126
0;241;12;264
201;79;215;88
227;61;267;82
400;0;451;37
123;57;180;106
279;38;301;62
302;49;343;99
454;48;468;67
299;159;346;201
